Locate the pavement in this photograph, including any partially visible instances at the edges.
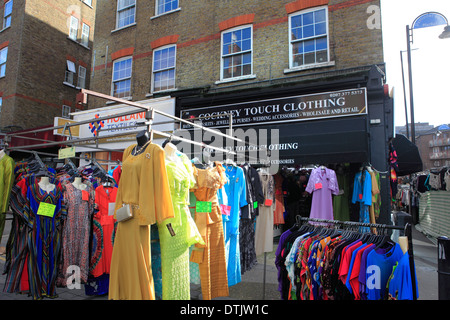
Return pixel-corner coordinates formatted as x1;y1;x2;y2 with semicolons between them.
0;216;443;301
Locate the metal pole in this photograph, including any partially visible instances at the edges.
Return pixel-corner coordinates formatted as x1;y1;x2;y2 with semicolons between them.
400;50;410;139
406;25;416;144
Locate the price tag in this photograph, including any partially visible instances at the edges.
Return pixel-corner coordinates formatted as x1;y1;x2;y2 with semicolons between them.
253;201;258;209
166;223;176;237
315;183;323;190
220;204;231;216
264;199;273;206
82;190;89;201
37;202;56;218
196;201;212;213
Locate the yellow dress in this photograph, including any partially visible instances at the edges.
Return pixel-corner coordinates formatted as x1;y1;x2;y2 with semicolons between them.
109;143;174;300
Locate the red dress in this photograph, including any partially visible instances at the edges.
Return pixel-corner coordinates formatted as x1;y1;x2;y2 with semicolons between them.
90;185;117;277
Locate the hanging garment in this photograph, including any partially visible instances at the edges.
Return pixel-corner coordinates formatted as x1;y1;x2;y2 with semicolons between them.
90;185;117;278
157;152;204;300
4;175;66;299
306;167;339;221
352;170;372;232
0;151;15;240
222;164;247;287
273;173;285;225
57;180;95;286
387;252;419;300
239;164;264;274
109;143;175;300
255;171;275;257
190;163;229;300
333;173;350;221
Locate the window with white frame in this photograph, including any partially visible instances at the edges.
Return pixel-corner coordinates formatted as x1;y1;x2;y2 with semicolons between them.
83;0;92;6
289;7;329;68
156;0;178;15
112;57;132;98
69;16;78;41
62;105;71;118
77;66;86;88
65;60;76;85
152;45;176;92
117;0;136;29
3;0;12;29
81;23;90;47
221;25;253;80
0;47;8;77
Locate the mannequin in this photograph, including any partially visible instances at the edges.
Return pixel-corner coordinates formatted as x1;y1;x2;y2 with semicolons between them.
0;149;5;160
72;177;87;190
39;176;56;192
132;130;151;156
164;141;179;162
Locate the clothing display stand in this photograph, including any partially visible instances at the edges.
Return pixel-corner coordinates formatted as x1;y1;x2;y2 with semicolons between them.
296;216;417;300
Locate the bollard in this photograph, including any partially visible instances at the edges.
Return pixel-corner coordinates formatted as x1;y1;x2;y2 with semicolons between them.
437;236;450;300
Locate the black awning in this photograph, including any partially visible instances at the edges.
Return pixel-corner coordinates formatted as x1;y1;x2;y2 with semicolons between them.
392;134;423;176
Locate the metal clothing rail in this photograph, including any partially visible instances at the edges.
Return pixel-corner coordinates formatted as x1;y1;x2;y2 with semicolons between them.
297;216;417;300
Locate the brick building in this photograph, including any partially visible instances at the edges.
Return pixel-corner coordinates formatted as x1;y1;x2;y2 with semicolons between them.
0;0;96;132
87;0;395;224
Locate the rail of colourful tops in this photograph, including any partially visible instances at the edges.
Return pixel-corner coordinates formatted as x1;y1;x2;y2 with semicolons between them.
296;216;417;300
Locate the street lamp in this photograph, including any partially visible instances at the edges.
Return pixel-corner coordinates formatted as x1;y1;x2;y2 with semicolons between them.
406;12;449;145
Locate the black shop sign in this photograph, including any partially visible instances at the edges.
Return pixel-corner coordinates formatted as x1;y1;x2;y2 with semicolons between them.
180;88;367;129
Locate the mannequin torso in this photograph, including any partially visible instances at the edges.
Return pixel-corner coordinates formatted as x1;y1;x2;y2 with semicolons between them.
72;177;87;190
39;176;56;192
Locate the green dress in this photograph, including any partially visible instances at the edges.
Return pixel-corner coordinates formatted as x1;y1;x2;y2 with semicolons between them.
157;152;204;300
0;152;15;240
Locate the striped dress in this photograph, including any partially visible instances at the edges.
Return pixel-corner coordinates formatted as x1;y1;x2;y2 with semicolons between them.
3;175;66;299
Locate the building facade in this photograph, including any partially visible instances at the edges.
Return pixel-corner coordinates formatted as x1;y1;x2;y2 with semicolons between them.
416;124;450;171
88;0;395;224
0;0;96;132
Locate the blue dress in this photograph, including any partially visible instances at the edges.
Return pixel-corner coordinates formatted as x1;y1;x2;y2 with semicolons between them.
222;165;247;287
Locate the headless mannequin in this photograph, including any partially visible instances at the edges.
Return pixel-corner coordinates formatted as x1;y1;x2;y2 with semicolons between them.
72;176;87;190
39;176;56;192
132;130;151;156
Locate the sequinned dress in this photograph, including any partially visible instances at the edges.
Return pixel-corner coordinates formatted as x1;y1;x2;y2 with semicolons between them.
190;163;229;300
157;152;204;300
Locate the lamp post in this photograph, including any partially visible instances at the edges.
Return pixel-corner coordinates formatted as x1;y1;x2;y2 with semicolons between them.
405;12;449;145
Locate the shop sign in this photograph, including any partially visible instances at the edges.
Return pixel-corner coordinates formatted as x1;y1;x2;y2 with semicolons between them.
180;88;367;129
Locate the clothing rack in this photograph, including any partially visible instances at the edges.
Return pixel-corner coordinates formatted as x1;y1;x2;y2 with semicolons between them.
296;216;417;300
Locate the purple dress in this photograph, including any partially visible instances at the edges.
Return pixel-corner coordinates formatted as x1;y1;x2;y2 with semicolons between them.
306;167;339;221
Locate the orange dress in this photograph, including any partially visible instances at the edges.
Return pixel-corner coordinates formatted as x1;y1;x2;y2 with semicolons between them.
274;173;285;225
109;143;174;300
190;163;229;300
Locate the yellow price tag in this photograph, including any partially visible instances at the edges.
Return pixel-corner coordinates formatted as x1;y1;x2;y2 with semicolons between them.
37;202;56;218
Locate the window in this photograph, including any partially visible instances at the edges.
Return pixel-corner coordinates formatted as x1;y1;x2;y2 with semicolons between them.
3;0;12;29
83;0;92;6
0;47;7;77
112;57;132;98
221;26;253;80
77;66;86;88
152;45;176;92
117;0;136;29
81;23;90;47
65;60;76;85
69;16;78;41
156;0;178;15
289;7;329;68
62;105;71;118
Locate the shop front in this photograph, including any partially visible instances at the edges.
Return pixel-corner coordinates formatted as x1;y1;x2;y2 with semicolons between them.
175;65;394;226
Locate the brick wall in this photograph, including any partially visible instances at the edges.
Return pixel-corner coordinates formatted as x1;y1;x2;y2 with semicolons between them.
90;0;384;108
0;0;96;130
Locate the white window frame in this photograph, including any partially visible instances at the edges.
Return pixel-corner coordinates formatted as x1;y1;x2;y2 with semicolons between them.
65;60;76;85
152;44;176;93
3;0;12;29
62;105;71;118
81;23;90;47
77;65;86;88
111;56;132;98
156;0;179;16
69;16;78;41
116;0;136;30
219;25;254;83
83;0;92;7
288;6;332;71
0;47;8;78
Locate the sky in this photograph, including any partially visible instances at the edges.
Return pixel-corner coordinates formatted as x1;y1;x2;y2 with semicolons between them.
380;0;450;128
